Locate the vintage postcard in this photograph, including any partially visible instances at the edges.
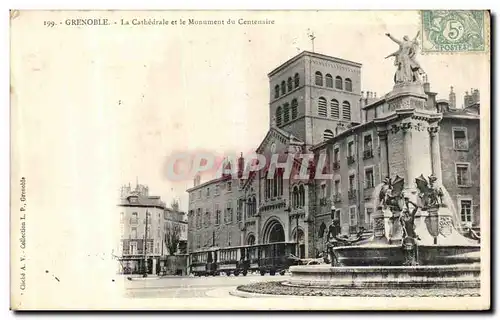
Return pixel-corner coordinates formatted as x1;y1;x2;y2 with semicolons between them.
10;10;490;310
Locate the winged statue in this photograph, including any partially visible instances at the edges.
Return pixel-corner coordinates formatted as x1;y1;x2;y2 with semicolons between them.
415;174;444;209
378;175;405;211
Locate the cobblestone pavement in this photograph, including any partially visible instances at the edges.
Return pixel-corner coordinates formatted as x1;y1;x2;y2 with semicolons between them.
124;274;289;298
237;281;481;297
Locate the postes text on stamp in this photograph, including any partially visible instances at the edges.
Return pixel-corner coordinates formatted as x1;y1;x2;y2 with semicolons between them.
421;10;487;53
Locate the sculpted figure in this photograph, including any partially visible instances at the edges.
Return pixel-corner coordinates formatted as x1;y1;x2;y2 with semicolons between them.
399;194;421;240
385;31;425;84
415;174;445;209
378;175;404;211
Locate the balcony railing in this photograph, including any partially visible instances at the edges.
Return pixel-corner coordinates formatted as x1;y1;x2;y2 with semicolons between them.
332;161;340;170
348;189;357;200
347;156;355;165
363;149;373;160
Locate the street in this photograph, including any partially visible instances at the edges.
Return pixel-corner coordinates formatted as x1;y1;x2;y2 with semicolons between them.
124;274;290;298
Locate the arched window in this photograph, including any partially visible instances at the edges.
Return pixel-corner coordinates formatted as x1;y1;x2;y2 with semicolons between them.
287;77;293;92
252;196;256;216
318;222;327;238
281;81;286;96
291;99;298;120
281;174;284;197
345;78;353;92
294;73;300;88
283;103;290;123
274;85;280;98
324;129;334;141
318;97;327;117
342;101;351;120
335;76;343;90
315;71;323;86
299;185;305;207
247;234;255;245
325;74;333;88
265;174;271;199
331;99;340;118
293;186;299;208
276;107;282;127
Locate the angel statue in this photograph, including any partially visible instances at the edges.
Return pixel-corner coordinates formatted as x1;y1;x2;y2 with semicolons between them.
378;175;404;211
415;174;445;209
385;31;425;84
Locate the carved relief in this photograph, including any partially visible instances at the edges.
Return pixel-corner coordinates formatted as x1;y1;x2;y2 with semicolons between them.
400;122;412;132
438;216;453;237
373;217;385;237
410;98;425;109
427;126;440;136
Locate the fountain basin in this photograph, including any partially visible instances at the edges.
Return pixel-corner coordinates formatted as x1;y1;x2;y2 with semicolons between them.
333;244;481;266
288;264;480;289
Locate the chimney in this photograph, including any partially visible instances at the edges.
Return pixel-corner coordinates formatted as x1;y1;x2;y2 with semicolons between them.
449;86;456;109
423;75;430;93
472;89;480;104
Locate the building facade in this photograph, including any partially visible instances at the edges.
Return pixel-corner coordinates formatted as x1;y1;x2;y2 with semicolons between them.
186;51;481;259
118;183;188;274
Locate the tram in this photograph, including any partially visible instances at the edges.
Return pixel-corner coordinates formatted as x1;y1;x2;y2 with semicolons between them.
257;241;297;275
189;247;219;276
218;245;251;276
188;241;299;276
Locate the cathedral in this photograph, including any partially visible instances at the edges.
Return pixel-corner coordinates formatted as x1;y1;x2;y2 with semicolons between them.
186;50;480;258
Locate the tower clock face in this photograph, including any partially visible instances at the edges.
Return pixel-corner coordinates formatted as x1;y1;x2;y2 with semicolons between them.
270;143;276;153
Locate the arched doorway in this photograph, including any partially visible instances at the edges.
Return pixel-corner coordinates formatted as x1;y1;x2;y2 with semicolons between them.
263;219;285;244
292;228;305;258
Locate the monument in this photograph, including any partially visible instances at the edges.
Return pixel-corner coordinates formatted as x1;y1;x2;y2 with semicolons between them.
236;31;481;296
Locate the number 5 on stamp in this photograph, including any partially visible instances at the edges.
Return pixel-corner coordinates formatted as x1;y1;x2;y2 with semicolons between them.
421;10;489;53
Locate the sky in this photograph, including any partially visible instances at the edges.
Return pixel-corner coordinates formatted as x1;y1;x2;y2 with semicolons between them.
54;10;487;212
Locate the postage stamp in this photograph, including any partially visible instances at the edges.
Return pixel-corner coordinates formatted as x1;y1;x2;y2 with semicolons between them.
421;10;488;53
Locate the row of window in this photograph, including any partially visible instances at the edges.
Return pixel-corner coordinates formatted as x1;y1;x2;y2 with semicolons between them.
319;196;474;237
121;211;165;225
274;73;300;99
325;161;472;206
191;181;233;202
275;99;298;126
265;172;284;199
318;97;351;120
192;200;246;229
121;240;156;255
315;72;353;92
191;230;236;249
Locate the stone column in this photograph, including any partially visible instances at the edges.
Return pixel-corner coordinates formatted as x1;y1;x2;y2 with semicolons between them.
401;122;413;188
377;130;389;180
428;126;442;183
152;258;157;275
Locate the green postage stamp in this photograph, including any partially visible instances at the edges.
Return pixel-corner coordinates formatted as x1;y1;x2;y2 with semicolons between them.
421;10;488;53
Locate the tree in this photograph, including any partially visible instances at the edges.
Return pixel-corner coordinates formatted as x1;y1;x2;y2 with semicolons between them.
165;223;181;256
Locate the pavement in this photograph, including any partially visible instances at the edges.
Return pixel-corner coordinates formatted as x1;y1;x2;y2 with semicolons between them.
123;273;290;299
